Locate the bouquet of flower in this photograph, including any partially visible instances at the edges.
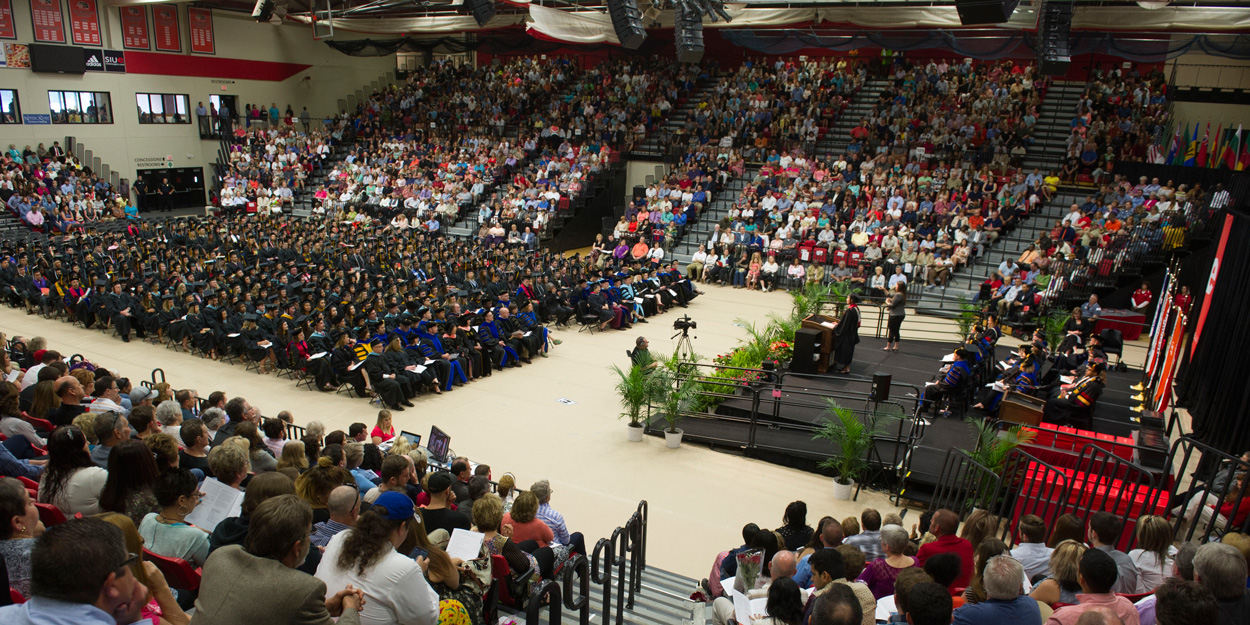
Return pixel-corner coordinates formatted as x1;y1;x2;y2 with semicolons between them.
734;549;764;593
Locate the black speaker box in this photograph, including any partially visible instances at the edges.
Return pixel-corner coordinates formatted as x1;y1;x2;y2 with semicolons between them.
872;372;892;403
955;0;1020;25
792;328;820;374
608;0;647;50
466;0;495;27
675;7;704;64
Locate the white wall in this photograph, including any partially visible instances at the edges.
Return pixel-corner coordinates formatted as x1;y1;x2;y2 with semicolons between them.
0;5;393;185
625;160;667;203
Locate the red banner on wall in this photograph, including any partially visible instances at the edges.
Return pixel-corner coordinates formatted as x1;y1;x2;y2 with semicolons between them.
1190;213;1234;358
67;0;99;46
0;0;16;40
152;3;179;52
29;0;65;43
119;5;149;50
187;6;213;54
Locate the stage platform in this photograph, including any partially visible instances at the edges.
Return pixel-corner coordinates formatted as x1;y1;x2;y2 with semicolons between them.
670;335;1149;505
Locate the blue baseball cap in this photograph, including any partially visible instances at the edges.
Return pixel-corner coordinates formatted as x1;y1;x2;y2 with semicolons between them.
372;491;415;521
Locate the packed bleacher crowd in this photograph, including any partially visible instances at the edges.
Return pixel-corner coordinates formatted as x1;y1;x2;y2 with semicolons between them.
2;143;134;231
976;173;1205;324
0;332;591;625
696;501;1249;625
1062;65;1169;181
620;57;1059;299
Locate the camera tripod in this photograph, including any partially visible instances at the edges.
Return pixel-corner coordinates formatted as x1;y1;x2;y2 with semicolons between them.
672;327;697;362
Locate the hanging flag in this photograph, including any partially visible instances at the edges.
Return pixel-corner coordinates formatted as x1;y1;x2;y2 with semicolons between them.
1148;143;1163;164
1224;124;1241;170
1182;124;1196;166
1209;122;1222;168
1239;139;1250;171
1165;125;1182;165
1197;123;1210;168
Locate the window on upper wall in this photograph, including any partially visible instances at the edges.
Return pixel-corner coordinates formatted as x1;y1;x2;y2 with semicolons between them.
48;91;113;124
0;90;19;124
136;93;190;124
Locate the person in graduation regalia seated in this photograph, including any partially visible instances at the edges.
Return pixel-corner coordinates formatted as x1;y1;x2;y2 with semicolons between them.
497;306;540;363
362;336;415;411
451;314;489;380
103;280;147;343
290;325;337;391
330;332;366;396
477;309;521;369
1042;362;1106;429
414;320;467;391
382;335;439;395
920;348;973;417
1039;333;1107;389
972;345;1043;413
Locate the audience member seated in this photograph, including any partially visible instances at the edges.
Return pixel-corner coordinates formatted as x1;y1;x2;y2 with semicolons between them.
315;491;440;625
98;439;161;528
859;524;918;599
310;485;360;548
1127;515;1176;594
0;517;150;624
1086;511;1138;595
953;554;1044;625
917;509;975;588
844;508;884;561
1192;542;1249;625
38;425;107;516
1153;579;1218;625
420;471;471;536
531;478;586;556
963;538;1011;605
472;492;546;598
1044;549;1139;625
796;517;845;588
1133;542;1197;625
1032;539;1088;607
138;468;210;568
0;476;44;597
192;494;363;624
1012;514;1054;581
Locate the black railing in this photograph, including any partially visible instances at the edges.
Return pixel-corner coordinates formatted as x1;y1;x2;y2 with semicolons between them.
930;449;1003;519
587;500;648;625
1167;436;1250;541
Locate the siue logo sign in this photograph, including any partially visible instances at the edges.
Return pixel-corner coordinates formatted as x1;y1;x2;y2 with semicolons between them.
103;50;126;73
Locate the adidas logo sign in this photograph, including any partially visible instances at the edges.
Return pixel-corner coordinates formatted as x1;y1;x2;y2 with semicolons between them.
86;56;102;67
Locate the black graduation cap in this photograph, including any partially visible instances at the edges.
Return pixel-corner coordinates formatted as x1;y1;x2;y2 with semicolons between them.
294;314;309;326
94;278;108;287
243;313;259;321
302;288;316;295
161;294;175;301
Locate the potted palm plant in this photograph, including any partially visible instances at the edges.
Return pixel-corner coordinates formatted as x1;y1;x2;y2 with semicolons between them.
610;352;662;442
813;401;894;500
655;370;695;448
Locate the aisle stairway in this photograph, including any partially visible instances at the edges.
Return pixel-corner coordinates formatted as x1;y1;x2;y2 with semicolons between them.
1021;80;1085;173
504;564;701;625
631;79;718;160
815;78;890;157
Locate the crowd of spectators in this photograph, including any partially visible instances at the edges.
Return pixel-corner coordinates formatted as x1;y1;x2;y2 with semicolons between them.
2;143;130;232
1062;65;1169;181
698;502;1250;625
0;332;587;625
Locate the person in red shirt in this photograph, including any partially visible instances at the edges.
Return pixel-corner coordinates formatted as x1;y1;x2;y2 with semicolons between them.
1130;282;1152;314
916;509;975;589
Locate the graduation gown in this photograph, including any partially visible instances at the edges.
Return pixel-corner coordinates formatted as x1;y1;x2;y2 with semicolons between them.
291;339;335;390
361;351;409;408
833;305;861;369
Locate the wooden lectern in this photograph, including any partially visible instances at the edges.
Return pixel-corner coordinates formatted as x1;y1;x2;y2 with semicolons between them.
801;315;836;374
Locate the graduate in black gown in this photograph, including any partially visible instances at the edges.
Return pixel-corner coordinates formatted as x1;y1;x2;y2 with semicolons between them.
361;337;414;411
1043;362;1106;429
832;294;861;374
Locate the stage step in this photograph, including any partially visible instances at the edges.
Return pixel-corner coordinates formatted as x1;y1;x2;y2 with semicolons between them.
504;565;701;625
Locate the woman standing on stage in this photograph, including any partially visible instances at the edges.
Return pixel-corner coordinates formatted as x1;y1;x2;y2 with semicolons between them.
885;282;906;353
833;294;861;374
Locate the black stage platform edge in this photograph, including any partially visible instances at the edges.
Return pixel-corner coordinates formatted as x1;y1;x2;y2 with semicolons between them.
673;335;1145;496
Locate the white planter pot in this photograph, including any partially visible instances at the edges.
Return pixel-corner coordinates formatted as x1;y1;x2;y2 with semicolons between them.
664;428;684;448
627;423;645;442
832;478;855;500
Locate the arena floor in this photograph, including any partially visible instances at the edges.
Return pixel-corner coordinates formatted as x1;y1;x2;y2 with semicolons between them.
0;285;1154;580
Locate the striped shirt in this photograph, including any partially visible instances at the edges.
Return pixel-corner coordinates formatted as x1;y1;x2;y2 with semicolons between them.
535;503;570;546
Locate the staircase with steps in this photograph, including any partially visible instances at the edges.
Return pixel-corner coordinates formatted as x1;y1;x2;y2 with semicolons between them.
502;564;701;625
631;80;719;160
814;78;891;158
905;186;1086;314
1020;80;1086;173
666;80;886;266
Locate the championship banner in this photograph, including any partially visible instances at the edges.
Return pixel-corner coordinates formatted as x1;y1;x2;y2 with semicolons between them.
67;0;99;47
0;0;16;40
187;6;213;54
1191;213;1234;357
30;0;65;43
152;3;179;52
1152;313;1185;412
120;5;149;50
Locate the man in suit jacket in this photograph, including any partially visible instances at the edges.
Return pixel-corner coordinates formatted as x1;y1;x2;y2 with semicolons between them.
191;495;363;625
